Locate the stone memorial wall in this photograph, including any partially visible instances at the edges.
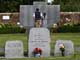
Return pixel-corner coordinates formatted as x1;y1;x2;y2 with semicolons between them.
20;2;60;28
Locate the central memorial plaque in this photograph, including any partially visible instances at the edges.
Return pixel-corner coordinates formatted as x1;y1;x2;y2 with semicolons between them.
28;28;51;57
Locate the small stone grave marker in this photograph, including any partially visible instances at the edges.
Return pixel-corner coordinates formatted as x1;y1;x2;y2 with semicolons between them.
5;40;24;58
54;40;74;56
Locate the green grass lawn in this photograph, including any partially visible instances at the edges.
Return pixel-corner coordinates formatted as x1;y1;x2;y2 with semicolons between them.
0;33;80;60
0;33;27;51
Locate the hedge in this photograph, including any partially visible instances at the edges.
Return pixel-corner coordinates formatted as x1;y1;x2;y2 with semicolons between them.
0;24;26;34
50;24;80;33
58;24;80;33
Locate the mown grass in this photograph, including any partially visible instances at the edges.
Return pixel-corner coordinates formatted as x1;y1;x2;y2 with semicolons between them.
0;33;80;60
0;33;27;50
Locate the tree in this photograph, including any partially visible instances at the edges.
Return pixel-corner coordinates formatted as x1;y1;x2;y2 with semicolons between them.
0;0;45;12
52;0;80;12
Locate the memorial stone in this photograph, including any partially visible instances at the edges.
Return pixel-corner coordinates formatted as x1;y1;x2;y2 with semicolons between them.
28;28;51;57
5;41;24;58
20;2;60;28
54;40;74;56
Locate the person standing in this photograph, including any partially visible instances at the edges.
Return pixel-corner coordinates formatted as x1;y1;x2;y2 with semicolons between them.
33;8;43;27
42;12;47;27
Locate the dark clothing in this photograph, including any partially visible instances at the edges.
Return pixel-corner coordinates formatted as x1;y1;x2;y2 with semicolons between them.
60;47;65;56
35;11;41;20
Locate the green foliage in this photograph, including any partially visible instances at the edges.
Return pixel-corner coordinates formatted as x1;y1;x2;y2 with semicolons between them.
49;24;80;33
0;52;4;57
0;0;80;12
0;24;26;34
58;24;80;33
0;0;45;12
52;0;80;12
52;0;60;5
0;33;80;59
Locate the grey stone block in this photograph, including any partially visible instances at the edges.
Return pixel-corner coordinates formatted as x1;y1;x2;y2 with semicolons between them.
20;4;60;28
54;40;74;56
5;40;24;58
28;28;51;57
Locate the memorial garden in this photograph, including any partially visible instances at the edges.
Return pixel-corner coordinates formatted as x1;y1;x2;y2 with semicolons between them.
0;33;80;60
0;0;80;60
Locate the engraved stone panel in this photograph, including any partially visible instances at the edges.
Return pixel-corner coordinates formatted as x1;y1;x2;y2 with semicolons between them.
5;41;24;58
28;28;51;57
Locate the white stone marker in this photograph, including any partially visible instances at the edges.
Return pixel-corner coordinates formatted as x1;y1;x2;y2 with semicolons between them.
5;40;24;58
28;28;51;57
54;40;74;56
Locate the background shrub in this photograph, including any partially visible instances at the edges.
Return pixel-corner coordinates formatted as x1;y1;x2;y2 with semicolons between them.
58;24;80;33
49;24;80;33
0;24;26;34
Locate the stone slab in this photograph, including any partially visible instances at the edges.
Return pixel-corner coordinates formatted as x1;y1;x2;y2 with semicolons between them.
28;28;51;57
54;40;74;56
5;40;24;58
20;4;60;28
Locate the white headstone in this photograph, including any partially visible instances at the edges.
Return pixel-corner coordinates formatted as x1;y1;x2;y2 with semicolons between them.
54;40;74;56
28;28;51;57
5;41;24;58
